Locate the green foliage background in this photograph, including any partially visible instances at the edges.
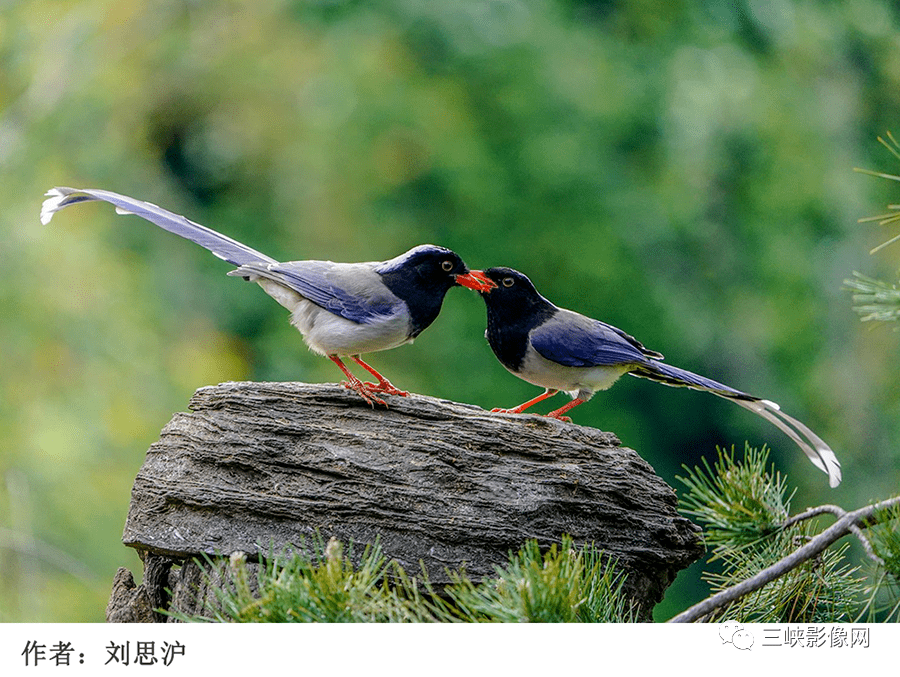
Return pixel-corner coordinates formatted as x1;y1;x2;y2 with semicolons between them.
2;0;899;622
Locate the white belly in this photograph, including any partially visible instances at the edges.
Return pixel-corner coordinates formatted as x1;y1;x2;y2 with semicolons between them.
513;348;632;400
254;278;411;357
290;298;411;356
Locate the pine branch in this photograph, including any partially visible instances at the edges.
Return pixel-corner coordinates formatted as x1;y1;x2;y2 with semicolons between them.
671;132;900;623
668;494;900;623
844;273;900;323
782;504;886;567
169;534;639;623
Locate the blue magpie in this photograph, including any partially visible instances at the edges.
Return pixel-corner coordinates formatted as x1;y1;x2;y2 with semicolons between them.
41;187;495;406
475;267;842;487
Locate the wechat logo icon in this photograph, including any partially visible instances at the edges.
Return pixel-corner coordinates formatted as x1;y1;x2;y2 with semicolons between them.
719;620;754;650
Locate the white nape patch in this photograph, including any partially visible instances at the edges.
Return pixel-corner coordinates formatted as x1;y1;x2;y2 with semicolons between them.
375;244;449;274
761;399;781;410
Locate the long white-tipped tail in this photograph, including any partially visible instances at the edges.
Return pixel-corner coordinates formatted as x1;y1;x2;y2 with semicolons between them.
631;361;842;487
41;187;276;268
732;398;842;488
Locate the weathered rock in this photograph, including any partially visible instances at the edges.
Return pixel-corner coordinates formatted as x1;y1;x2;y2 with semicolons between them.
105;567;155;623
107;381;702;621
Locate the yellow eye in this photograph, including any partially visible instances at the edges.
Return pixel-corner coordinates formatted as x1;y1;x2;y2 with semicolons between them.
502;277;514;287
441;260;454;272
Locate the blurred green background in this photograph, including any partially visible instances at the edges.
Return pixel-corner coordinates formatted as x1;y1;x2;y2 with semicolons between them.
2;0;899;622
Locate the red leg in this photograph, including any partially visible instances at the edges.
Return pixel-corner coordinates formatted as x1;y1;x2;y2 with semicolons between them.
492;389;559;414
351;356;409;397
545;397;586;423
328;355;387;407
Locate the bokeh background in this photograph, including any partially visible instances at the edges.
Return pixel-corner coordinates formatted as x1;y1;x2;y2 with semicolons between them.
2;0;900;622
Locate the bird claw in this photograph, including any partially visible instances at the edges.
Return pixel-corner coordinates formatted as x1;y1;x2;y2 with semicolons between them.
340;379;388;407
363;381;409;398
491;407;571;422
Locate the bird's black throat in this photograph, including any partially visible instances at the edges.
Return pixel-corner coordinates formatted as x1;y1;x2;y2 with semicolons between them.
484;292;557;372
379;267;456;339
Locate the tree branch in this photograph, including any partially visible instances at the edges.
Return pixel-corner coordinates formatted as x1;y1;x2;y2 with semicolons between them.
668;494;900;623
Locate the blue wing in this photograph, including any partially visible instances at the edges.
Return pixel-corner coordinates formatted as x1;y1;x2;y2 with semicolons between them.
531;314;659;368
259;261;399;325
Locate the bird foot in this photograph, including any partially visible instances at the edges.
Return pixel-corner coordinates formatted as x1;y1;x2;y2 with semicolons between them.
363;380;409;398
491;407;571;422
340;378;388;407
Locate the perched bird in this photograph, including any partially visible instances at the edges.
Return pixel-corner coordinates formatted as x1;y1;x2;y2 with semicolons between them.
41;187;495;406
474;267;842;487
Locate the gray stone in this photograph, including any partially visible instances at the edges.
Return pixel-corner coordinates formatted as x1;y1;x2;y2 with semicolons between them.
107;381;702;621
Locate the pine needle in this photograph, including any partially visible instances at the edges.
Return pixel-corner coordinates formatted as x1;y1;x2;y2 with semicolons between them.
165;534;638;623
677;445;866;622
854;131;900;253
844;272;900;323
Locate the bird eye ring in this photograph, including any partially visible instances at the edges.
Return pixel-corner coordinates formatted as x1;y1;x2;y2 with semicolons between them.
502;277;514;287
441;260;454;272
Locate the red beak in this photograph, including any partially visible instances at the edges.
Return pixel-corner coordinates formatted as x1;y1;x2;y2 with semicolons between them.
455;269;497;293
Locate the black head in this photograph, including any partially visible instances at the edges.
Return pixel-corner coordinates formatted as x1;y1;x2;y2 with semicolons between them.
376;244;485;293
478;267;555;322
377;245;490;338
477;267;557;371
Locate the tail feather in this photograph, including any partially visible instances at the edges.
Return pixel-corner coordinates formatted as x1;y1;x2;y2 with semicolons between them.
630;361;752;400
732;399;841;487
41;187;276;268
631;361;842;488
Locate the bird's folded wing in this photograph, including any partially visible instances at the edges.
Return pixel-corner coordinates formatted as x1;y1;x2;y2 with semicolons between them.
530;315;653;367
232;260;400;325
